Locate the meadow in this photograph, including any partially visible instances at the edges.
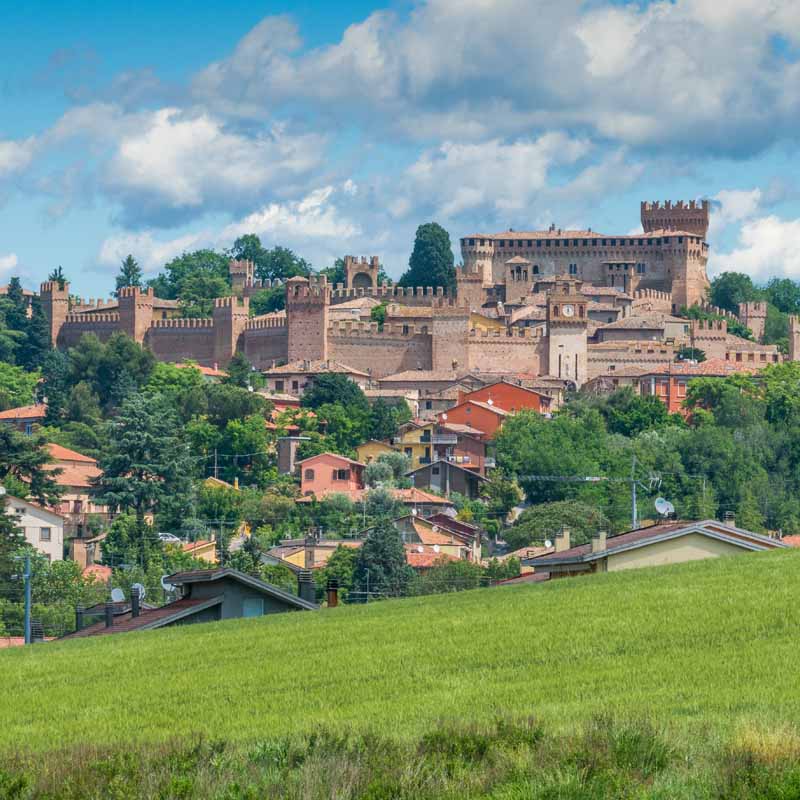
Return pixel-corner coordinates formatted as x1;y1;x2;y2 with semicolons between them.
3;550;800;797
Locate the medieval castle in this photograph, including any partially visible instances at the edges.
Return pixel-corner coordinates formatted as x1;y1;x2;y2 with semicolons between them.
39;200;796;390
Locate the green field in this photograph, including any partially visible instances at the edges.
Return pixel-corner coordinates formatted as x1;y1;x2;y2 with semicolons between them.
4;551;800;797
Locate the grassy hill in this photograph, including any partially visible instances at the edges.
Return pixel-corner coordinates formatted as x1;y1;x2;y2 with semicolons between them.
4;550;800;797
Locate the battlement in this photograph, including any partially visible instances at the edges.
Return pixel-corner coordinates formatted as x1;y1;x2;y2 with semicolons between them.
118;286;154;300
699;302;738;321
739;301;767;315
64;312;120;324
213;296;249;311
229;258;254;275
246;315;288;331
331;284;450;304
633;288;672;302
40;280;69;296
692;319;727;334
344;255;380;269
151;317;214;329
73;297;115;309
328;320;427;338
641;199;709;238
469;326;540;340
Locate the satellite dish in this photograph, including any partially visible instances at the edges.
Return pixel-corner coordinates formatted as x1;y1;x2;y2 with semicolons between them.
487;398;493;405
433;544;440;553
417;545;424;553
544;539;553;548
161;575;175;593
411;508;418;516
441;413;448;421
131;582;146;601
432;525;439;532
655;497;673;516
110;587;125;603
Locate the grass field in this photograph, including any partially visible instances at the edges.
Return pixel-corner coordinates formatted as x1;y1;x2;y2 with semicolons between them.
3;550;800;796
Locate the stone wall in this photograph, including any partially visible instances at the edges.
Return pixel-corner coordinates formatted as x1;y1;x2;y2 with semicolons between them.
58;313;121;347
467;328;543;374
146;319;216;365
241;317;289;369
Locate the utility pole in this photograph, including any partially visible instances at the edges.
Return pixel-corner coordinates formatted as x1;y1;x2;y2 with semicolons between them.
23;553;31;645
631;454;638;530
213;448;219;480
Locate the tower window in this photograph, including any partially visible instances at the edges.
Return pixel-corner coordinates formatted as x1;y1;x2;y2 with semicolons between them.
569;264;577;275
533;265;539;274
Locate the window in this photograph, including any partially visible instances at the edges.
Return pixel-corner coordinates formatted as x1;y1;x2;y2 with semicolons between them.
555;240;560;247
546;240;551;247
242;597;264;618
533;265;539;274
678;237;683;244
569;263;577;275
536;240;542;247
402;325;409;335
404;448;412;457
40;527;51;542
304;468;315;481
333;469;351;481
24;422;33;435
592;240;598;246
432;466;440;475
275;380;284;392
469;238;475;246
291;381;299;392
425;400;432;410
636;263;646;274
480;239;485;246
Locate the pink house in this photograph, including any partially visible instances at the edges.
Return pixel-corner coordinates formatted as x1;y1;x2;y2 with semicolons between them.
297;453;366;498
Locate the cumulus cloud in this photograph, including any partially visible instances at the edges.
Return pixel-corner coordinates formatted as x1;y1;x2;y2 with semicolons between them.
0;253;19;277
0;139;37;177
714;215;800;281
193;0;800;155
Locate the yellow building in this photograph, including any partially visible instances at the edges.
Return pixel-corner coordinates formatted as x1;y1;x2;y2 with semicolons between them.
391;420;436;470
355;439;399;465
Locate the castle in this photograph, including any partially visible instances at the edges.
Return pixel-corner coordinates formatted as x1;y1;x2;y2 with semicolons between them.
39;200;790;390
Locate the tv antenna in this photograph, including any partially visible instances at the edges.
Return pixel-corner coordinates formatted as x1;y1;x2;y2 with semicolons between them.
655;497;675;518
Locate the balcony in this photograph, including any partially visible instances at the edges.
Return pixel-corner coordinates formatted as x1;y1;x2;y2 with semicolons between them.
419;457;432;465
432;433;458;445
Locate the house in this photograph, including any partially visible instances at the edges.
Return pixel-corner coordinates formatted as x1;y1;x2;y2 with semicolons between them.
182;539;219;564
524;519;787;579
262;360;370;396
457;380;552;415
174;363;228;381
406;459;488;499
45;443;108;539
594;314;691;344
363;388;419;418
71;532;107;570
421;512;483;562
392;514;473;560
438;400;510;439
64;567;318;638
391;419;436;469
637;359;758;414
4;495;64;561
267;538;363;571
356;439;399;465
298;452;366;498
0;404;47;435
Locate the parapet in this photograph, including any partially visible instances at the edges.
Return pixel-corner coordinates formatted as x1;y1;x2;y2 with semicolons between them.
287;275;330;302
246;315;288;330
468;327;540;340
641;200;710;212
330;284;449;303
150;318;214;329
739;301;767;315
117;286;154;300
692;319;727;334
64;312;120;324
327;320;427;337
213;295;249;311
40;280;70;296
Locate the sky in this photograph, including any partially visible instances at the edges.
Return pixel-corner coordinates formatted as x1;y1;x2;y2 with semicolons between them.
1;0;800;297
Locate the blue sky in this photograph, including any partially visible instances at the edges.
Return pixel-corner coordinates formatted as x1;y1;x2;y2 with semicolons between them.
1;0;799;296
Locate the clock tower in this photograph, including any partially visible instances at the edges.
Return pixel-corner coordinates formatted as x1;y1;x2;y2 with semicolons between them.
547;276;588;388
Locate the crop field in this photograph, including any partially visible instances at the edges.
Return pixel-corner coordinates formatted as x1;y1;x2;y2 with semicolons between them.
3;550;800;797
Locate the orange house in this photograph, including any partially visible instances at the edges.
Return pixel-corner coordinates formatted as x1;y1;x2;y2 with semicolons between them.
298;452;366;498
458;381;552;415
438;400;510;439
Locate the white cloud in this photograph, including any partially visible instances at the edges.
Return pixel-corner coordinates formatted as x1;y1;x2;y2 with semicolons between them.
98;231;207;274
708;188;763;239
0;139;36;177
713;215;800;281
0;253;19;277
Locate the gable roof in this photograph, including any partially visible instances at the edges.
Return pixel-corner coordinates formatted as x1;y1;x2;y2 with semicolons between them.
5;494;65;523
296;451;365;468
406;459;489;481
47;443;97;464
263;360;369;377
524;520;786;567
0;404;46;421
444;399;511;417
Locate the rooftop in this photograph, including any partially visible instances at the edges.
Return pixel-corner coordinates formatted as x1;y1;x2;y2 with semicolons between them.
263;360;370;377
0;404;46;421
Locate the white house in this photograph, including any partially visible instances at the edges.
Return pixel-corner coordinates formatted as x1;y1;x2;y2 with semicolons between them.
5;495;64;561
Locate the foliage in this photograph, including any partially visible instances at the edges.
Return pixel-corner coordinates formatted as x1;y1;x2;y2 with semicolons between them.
0;428;61;505
115;254;143;294
680;303;753;339
301;373;369;411
0;362;39;411
676;345;706;362
399;222;457;292
765;276;800;314
352;517;413;598
147;249;230;300
315;544;359;601
0;500;26;602
249;284;286;314
94;393;194;565
223;351;264;390
506;500;611;550
709;271;761;313
596;386;685;437
764;303;789;351
230;235;311;282
370;301;388;329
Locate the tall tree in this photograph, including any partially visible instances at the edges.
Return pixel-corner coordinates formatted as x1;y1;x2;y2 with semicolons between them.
301;373;370;411
115;255;143;295
399;222;456;292
94;393;193;564
47;266;67;288
708;272;760;314
352;518;413;599
18;297;51;369
0;428;62;506
0;363;39;412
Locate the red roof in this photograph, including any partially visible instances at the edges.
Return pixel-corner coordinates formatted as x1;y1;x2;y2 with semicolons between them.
406;551;460;568
174;363;228;378
82;564;112;581
638;358;759;378
0;404;46;420
782;535;800;548
47;443;97;464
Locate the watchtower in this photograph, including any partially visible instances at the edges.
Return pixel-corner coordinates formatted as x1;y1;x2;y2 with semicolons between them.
738;301;767;342
546;277;588;387
118;286;154;344
690;318;727;361
789;316;800;362
641;200;710;239
344;256;380;290
286;275;330;362
229;259;255;294
213;296;250;366
432;300;470;373
40;280;70;347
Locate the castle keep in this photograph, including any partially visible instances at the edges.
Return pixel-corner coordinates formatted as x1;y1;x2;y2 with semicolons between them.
40;200;786;388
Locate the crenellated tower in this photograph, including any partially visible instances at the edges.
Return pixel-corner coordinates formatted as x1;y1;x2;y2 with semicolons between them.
40;280;70;347
641;200;710;239
118;286;154;344
213;295;250;366
229;259;255;294
344;256;380;290
286;275;330;362
738;301;767;342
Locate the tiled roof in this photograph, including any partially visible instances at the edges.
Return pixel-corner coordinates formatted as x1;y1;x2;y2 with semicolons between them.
639;358;759;377
781;535;800;548
65;598;221;638
296;452;365;468
0;404;46;420
82;564;112;581
599;314;685;330
174;363;228;378
386;303;434;318
496;571;551;585
296;487;454;505
406;551;460;568
47;443;96;464
380;370;465;383
45;463;101;489
427;513;480;540
724;335;778;352
263;360;369;377
441;422;484;436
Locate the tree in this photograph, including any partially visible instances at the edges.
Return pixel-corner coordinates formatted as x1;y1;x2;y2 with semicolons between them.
301;373;370;411
47;266;67;288
316;545;359;602
224;352;263;390
18;297;51;369
765;277;800;315
399;222;456;292
0;362;39;411
368;398;399;440
676;345;706;363
352;518;413;599
0;500;26;602
94;393;194;565
763;304;789;352
709;272;760;314
601;387;683;437
410;557;485;595
249;285;285;315
0;428;62;506
370;302;388;330
147;249;230;301
505;501;611;550
115;255;143;295
256;246;310;282
178;272;231;318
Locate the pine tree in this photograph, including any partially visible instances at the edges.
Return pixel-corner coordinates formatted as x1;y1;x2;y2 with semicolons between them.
352;517;413;598
115;255;143;295
17;297;51;369
398;222;456;292
47;266;67;288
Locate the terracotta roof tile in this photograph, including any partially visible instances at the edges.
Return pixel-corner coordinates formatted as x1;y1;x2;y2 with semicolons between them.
0;404;46;420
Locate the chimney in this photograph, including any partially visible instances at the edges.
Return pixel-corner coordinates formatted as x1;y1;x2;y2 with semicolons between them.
723;511;736;527
104;602;114;628
297;569;316;605
131;587;141;618
326;578;339;608
555;527;571;553
75;605;84;632
591;531;607;554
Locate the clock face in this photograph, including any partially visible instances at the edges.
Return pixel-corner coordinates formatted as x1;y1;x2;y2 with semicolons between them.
562;304;575;317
